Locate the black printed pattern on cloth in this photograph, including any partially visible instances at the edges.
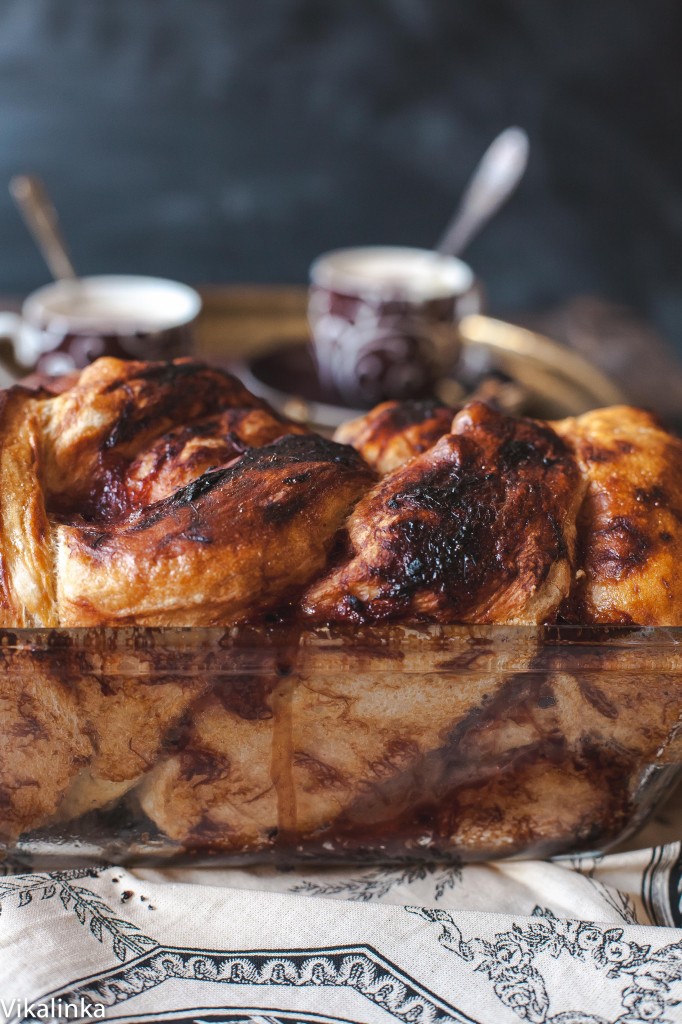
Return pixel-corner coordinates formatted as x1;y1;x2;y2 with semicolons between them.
411;903;682;1023
0;869;156;963
289;862;462;902
24;947;474;1024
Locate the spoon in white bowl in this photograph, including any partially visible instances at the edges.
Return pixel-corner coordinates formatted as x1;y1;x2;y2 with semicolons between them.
10;175;77;281
437;126;530;257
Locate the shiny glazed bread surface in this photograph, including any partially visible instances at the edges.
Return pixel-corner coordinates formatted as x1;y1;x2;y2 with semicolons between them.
0;358;374;627
2;356;682;628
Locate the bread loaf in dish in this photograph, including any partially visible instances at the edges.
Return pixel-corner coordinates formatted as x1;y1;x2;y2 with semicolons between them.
2;355;682;860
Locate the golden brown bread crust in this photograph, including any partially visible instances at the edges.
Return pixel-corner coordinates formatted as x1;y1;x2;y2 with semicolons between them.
333;398;455;474
56;434;374;626
553;406;682;625
41;357;274;521
0;387;56;627
0;358;373;627
303;401;585;624
2;359;680;630
125;407;307;506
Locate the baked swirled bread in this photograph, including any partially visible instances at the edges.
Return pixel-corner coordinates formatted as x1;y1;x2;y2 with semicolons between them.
0;657;92;840
0;387;57;627
5;360;680;629
0;644;210;839
303;401;586;624
553;406;682;625
138;647;682;858
0;357;373;835
0;357;374;627
55;433;374;626
333;398;455;474
2;357;682;858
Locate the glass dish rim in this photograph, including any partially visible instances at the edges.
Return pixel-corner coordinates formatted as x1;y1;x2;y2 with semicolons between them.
1;623;681;675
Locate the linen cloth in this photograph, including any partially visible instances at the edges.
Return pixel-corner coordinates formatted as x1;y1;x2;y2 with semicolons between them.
3;789;682;1024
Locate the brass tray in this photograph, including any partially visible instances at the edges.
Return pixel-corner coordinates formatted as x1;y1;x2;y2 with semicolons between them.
196;288;625;427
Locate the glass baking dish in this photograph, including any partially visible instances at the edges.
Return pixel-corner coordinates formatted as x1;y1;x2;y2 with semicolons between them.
2;624;681;868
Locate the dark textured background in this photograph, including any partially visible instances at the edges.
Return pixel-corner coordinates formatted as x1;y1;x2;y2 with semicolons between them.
0;0;681;350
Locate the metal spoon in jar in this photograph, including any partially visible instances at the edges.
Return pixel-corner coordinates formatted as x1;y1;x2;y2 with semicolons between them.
437;126;530;257
9;174;77;281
